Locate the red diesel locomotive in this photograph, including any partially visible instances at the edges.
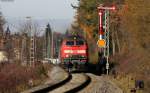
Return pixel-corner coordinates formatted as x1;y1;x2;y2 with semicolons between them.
60;35;88;71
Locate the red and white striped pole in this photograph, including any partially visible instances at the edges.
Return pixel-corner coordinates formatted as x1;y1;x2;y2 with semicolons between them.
98;6;115;40
99;10;103;40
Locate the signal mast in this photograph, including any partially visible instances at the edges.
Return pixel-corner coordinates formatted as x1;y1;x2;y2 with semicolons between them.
97;5;116;75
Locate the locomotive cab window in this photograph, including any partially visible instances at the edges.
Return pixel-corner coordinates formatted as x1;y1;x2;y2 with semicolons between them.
66;41;74;46
76;40;84;45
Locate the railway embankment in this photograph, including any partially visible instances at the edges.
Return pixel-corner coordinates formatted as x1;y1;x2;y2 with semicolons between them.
79;73;123;93
22;66;70;93
48;73;90;93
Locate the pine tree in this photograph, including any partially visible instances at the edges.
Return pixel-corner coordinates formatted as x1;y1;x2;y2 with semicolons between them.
45;23;52;59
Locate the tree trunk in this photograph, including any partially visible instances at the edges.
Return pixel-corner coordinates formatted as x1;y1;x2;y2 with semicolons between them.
115;30;121;53
112;32;116;56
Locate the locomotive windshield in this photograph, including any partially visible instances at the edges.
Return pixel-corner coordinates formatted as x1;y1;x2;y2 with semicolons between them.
66;41;74;46
76;40;84;45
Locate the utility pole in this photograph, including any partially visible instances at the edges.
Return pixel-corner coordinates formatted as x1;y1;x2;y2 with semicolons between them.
51;31;53;59
97;5;116;75
26;17;35;66
43;29;46;61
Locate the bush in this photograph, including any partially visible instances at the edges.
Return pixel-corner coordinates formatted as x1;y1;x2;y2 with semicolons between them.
0;63;49;93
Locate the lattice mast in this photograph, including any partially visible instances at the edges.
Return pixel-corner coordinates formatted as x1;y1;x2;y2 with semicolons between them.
26;17;36;66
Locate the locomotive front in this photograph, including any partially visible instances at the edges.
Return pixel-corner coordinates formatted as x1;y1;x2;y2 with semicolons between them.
60;36;88;71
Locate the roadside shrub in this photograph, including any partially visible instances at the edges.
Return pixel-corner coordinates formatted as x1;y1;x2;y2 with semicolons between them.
0;63;49;93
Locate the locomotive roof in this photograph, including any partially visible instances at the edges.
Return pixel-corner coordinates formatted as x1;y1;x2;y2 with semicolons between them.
64;35;85;40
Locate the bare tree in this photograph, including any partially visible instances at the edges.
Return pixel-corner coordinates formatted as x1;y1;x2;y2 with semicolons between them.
18;20;42;65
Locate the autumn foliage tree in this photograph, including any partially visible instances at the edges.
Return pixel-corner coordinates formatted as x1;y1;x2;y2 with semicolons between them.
75;1;150;92
119;0;150;52
74;0;124;63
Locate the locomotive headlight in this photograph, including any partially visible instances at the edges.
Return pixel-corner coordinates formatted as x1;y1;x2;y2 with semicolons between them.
64;50;73;53
66;55;69;57
77;50;86;53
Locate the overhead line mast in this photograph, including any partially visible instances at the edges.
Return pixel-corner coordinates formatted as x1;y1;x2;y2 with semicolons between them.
26;17;36;66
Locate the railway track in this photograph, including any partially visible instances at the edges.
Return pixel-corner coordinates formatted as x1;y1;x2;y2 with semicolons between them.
49;73;91;93
22;70;91;93
22;66;122;93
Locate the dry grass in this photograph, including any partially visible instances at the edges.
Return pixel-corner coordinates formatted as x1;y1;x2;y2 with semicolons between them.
0;63;52;93
110;49;150;93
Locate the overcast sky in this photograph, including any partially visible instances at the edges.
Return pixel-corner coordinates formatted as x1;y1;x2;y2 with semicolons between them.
0;0;78;20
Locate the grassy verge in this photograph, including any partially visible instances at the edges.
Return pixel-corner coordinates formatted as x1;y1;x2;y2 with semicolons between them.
110;50;150;93
0;63;52;93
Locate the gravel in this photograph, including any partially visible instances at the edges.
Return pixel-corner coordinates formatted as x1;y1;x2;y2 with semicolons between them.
49;73;87;93
79;73;123;93
45;66;68;84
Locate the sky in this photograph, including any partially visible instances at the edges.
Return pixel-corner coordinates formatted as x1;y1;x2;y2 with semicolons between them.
0;0;78;20
0;0;78;33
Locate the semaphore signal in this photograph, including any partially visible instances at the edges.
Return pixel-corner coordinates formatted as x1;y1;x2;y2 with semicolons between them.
97;5;116;75
98;6;116;10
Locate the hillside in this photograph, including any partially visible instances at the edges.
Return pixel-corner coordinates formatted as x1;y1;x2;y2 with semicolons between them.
75;0;150;92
